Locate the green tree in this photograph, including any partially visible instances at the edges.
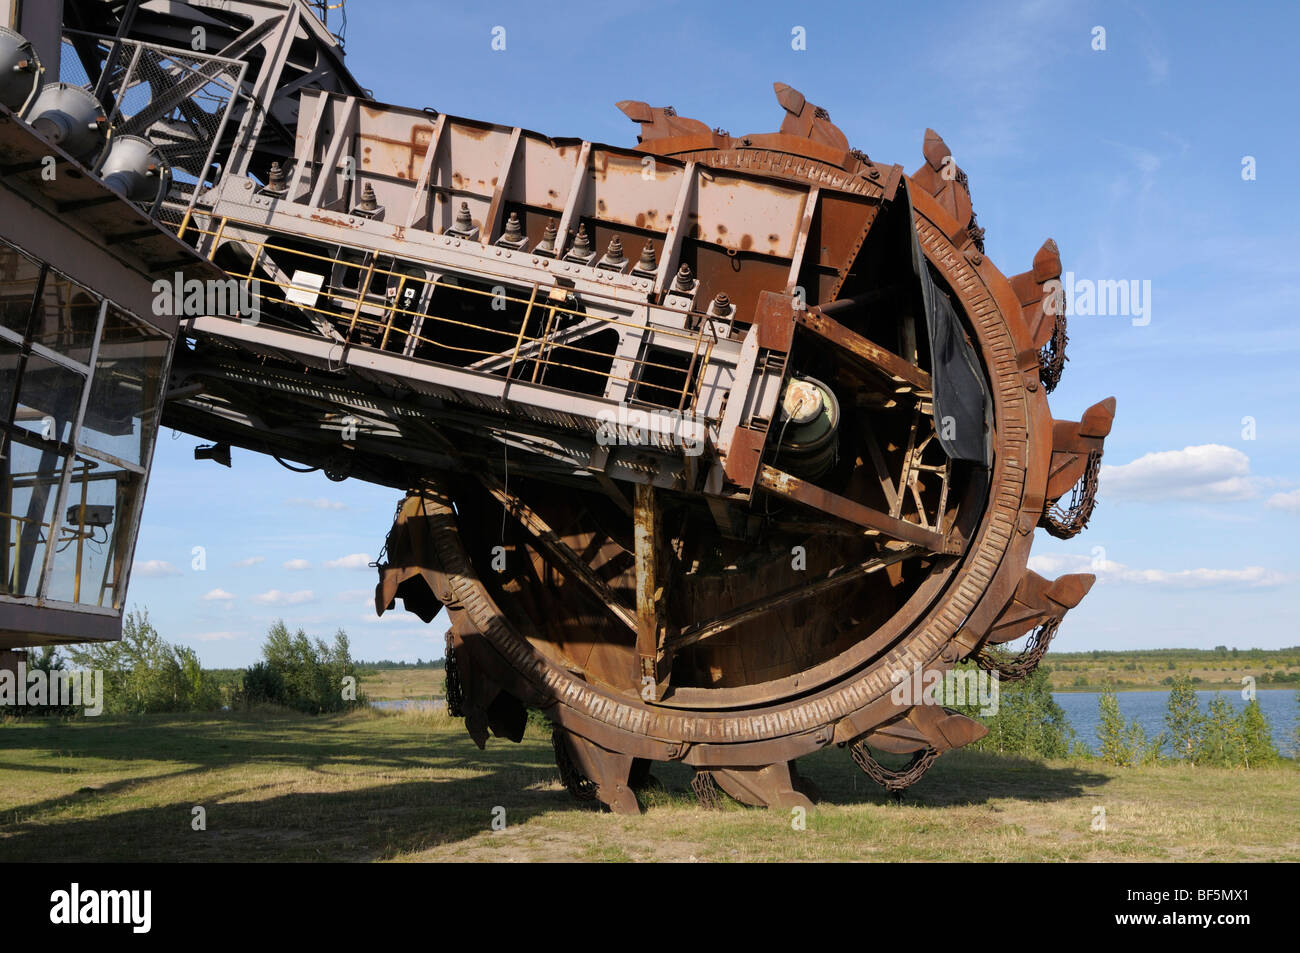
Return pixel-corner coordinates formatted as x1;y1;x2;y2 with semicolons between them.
67;608;221;713
956;667;1074;759
255;620;361;714
1238;698;1278;767
1097;682;1127;765
1164;674;1202;761
1195;694;1243;767
1122;718;1162;766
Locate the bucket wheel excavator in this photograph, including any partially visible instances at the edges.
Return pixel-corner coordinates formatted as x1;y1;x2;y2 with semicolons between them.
0;1;1113;814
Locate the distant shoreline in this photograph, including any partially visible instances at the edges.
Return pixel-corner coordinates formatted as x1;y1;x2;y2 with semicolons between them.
1052;685;1297;694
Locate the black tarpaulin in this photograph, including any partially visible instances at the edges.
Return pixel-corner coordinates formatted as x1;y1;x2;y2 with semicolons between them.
902;181;991;466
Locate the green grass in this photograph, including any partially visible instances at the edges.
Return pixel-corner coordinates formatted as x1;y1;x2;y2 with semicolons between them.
1;709;1296;862
357;667;445;702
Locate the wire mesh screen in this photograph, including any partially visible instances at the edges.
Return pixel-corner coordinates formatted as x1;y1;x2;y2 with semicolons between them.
57;31;246;228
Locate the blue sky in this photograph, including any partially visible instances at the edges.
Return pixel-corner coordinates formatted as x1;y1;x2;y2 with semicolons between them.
127;0;1300;665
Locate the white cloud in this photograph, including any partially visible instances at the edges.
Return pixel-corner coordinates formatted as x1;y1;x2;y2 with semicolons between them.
325;553;371;570
252;589;316;606
134;560;181;577
1028;553;1291;588
1266;489;1300;514
201;588;235;602
283;558;312;571
233;556;265;567
193;631;241;642
286;497;347;511
1099;444;1255;502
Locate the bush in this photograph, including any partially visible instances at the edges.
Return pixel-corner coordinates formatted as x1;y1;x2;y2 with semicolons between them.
247;620;363;714
240;661;286;706
1194;695;1243;767
1096;682;1162;766
1164;674;1201;760
1239;698;1279;767
66;609;222;714
957;667;1075;759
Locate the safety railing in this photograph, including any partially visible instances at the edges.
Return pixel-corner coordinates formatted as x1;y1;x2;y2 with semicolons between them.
180;218;721;415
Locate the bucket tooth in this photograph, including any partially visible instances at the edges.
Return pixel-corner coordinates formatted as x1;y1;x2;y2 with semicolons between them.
554;728;641;815
617;99;711;143
986;570;1097;645
772;81;850;151
1041;397;1116;538
709;761;815;811
861;703;987;755
909;128;973;231
1011;238;1064;348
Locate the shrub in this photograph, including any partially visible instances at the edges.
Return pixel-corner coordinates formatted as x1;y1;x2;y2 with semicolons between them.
1194;695;1243;767
1238;698;1279;767
957;667;1075;759
1164;674;1201;760
1097;683;1163;766
1097;683;1127;765
240;661;285;706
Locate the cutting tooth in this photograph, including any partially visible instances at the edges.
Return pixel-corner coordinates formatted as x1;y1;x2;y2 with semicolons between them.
909;128;973;232
1041;397;1117;538
1010;238;1064;349
985;570;1097;646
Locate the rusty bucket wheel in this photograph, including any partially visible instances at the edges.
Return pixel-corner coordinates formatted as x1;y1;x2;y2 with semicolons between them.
371;88;1116;815
382;198;1044;812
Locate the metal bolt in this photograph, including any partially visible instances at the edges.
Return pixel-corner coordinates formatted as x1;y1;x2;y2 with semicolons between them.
636;242;657;272
358;183;379;212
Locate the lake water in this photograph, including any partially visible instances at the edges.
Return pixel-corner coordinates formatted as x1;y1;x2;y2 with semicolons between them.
367;693;1298;756
1054;689;1298;756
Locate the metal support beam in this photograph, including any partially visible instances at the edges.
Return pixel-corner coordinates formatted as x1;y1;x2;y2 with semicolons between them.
795;307;932;395
756;464;953;552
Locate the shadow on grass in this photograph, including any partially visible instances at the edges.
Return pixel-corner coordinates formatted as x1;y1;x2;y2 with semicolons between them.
0;711;1117;861
0;711;596;862
0;773;584;862
781;746;1113;808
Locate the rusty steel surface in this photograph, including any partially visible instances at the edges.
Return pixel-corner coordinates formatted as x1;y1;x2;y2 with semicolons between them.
1;1;1116;814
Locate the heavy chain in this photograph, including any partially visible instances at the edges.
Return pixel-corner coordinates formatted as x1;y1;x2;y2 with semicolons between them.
955;167;986;253
443;636;464;717
691;770;724;810
1040;449;1101;539
850;742;940;793
551;727;599;801
975;615;1061;681
1039;311;1068;392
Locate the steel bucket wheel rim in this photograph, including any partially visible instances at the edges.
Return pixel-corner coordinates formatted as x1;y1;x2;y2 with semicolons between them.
424;181;1050;760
